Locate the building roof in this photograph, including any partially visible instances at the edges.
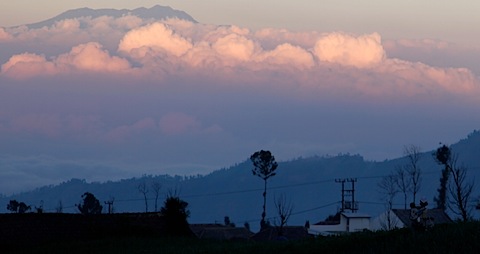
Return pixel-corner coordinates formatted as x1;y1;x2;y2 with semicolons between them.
313;212;370;225
341;213;371;218
190;224;253;240
314;221;340;226
251;226;310;241
391;209;453;227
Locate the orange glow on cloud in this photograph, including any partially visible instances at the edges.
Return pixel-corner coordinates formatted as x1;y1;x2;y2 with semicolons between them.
0;17;478;98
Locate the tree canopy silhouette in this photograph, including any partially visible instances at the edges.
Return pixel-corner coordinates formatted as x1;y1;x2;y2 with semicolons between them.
250;150;278;230
7;200;30;214
434;144;451;210
161;192;190;236
7;200;19;213
77;192;102;215
18;202;31;214
433;144;474;220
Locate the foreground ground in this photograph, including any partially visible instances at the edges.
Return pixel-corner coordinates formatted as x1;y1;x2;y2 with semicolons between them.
5;221;480;253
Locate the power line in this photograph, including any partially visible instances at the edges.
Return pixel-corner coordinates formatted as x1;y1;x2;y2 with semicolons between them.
33;166;480;213
242;201;340;224
290;201;340;217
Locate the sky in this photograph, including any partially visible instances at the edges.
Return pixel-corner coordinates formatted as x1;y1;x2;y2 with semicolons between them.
1;1;479;194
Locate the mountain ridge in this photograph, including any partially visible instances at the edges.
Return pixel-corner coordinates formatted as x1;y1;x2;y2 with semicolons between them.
1;130;479;230
20;5;197;29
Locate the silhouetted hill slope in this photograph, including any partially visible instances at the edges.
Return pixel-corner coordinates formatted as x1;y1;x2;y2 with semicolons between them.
2;131;479;231
21;5;197;29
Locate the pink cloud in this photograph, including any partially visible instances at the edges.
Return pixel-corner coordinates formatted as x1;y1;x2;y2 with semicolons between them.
0;27;13;41
313;32;386;68
257;43;314;69
182;41;223;68
13;20;91;45
254;28;320;49
56;42;131;72
1;42;131;79
131;118;157;132
375;59;478;94
159;112;200;135
201;25;251;43
212;33;259;63
1;16;479;97
105;118;157;142
53;19;81;31
1;53;57;79
118;22;193;57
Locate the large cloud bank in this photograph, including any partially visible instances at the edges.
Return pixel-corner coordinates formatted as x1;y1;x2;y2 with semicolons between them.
1;14;480;194
1;17;478;96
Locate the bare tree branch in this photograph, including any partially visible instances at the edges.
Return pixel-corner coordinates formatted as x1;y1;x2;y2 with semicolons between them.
448;156;474;221
378;173;399;230
404;145;422;204
274;193;294;236
395;165;412;210
151;181;162;212
137;181;149;213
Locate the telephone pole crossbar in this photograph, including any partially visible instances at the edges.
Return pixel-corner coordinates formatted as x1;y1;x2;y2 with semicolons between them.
335;178;358;213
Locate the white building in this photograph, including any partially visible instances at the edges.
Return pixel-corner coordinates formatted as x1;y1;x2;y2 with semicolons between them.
308;212;371;236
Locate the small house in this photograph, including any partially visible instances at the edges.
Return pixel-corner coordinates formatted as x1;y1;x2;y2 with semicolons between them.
371;209;453;231
308;212;371;236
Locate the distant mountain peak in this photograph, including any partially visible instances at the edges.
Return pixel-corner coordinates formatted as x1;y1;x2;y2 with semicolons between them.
22;5;197;29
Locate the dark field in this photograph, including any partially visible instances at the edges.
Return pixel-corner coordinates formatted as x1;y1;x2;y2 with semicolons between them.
2;214;480;254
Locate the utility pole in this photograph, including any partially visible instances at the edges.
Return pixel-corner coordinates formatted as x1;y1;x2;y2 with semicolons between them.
104;197;115;214
335;178;358;213
335;179;346;212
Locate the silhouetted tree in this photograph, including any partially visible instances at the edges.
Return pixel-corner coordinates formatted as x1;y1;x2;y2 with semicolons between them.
378;173;399;230
448;155;474;221
224;216;235;227
77;192;102;215
7;200;19;213
250;150;278;230
395;165;411;210
151;181;162;212
274;194;294;236
18;202;31;214
35;200;44;214
404;145;422;204
161;192;190;236
434;144;452;210
434;144;474;220
55;200;63;213
137;181;149;213
6;200;31;214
